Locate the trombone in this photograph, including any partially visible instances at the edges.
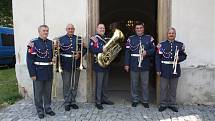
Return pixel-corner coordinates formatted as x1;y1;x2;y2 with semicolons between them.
69;35;85;92
52;37;62;97
53;37;62;73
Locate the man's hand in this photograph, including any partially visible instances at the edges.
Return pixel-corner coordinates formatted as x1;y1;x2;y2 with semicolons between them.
83;42;87;48
31;76;36;81
102;47;107;52
156;72;161;76
124;66;129;72
75;53;81;60
52;57;56;64
141;50;147;58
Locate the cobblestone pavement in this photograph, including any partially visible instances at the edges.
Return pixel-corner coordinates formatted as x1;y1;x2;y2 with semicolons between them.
0;99;215;121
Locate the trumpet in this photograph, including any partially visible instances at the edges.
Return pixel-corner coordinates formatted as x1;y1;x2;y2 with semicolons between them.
173;46;179;74
138;42;144;67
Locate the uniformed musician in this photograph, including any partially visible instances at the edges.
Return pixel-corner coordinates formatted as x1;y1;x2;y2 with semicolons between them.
58;23;87;111
26;25;55;119
89;23;114;110
124;22;155;108
156;27;187;112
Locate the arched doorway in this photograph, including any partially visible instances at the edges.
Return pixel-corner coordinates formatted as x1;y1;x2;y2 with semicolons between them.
87;0;172;104
100;0;157;103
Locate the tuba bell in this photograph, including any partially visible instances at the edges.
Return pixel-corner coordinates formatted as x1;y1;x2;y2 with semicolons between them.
97;29;125;67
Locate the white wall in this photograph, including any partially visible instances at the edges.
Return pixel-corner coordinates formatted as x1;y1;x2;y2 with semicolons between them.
13;0;45;97
172;0;215;67
13;0;88;102
44;0;88;102
172;0;215;104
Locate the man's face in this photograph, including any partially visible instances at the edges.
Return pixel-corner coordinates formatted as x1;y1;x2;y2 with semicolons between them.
135;25;144;36
97;24;105;36
66;24;75;36
167;29;176;40
39;27;49;39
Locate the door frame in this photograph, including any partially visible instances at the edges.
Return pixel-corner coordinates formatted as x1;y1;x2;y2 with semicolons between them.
86;0;172;104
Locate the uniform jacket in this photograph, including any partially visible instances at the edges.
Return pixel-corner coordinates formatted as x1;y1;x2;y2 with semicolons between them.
59;34;87;72
89;34;110;72
155;40;187;78
124;34;156;72
26;37;53;81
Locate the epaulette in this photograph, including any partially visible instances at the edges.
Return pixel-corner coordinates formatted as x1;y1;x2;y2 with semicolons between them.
32;38;37;41
160;40;166;44
174;40;183;44
90;35;98;43
129;35;135;38
27;39;37;54
157;40;166;48
150;36;154;42
126;38;131;42
27;38;36;47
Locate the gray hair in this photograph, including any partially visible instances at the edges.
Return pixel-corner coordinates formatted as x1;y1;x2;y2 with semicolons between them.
38;25;49;32
167;27;176;33
66;23;75;29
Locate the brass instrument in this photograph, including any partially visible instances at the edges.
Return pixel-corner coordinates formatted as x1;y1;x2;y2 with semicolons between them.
138;41;145;67
53;37;62;73
78;36;84;70
52;37;62;97
173;46;179;74
97;29;125;67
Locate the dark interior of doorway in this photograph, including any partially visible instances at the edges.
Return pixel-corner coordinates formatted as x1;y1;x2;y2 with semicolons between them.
100;0;158;103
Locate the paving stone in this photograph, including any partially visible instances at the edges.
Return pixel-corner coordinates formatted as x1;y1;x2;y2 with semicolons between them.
0;99;214;121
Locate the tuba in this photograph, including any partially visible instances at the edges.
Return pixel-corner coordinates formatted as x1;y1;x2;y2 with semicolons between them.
97;29;125;67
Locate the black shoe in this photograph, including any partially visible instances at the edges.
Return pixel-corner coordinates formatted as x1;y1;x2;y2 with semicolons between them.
65;105;71;111
168;106;178;112
158;106;167;112
102;100;114;105
46;111;55;116
95;104;103;110
38;113;44;119
71;104;79;109
142;103;149;108
131;102;138;107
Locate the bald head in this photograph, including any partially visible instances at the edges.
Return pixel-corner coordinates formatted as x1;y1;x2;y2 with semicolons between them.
66;23;75;36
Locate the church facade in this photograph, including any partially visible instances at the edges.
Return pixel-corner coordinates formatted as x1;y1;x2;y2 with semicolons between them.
12;0;215;104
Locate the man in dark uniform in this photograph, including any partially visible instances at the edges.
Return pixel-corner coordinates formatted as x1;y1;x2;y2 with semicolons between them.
89;23;114;110
26;25;55;119
58;23;87;111
156;27;187;112
124;22;155;108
